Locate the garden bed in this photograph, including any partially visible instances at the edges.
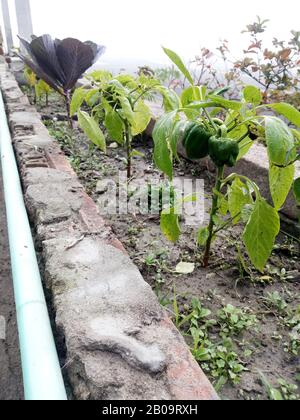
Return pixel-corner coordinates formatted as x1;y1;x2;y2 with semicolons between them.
31;90;300;400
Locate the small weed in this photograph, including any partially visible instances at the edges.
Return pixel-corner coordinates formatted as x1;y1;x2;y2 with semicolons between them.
277;379;299;400
180;298;216;332
260;372;299;400
285;327;300;356
196;338;247;391
262;291;288;315
217;304;258;337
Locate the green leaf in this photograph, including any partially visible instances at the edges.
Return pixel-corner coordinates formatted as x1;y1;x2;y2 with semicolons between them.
89;70;112;83
115;74;136;87
228;178;252;224
218;195;229;216
175;262;195;274
130;149;145;158
37;79;51;94
243;85;262;106
238;137;253;160
269;164;295;210
197;227;209;246
78;110;106;153
228;123;252;160
119;97;134;124
293;178;300;204
104;110;124;144
131;100;152;136
84;88;100;107
243;198;280;272
160;207;181;242
169;120;190;160
267;103;300;128
208;95;243;111
153;111;178;179
259;371;284;401
292;129;300;145
162;47;194;85
265;117;296;166
181;86;201;107
70;87;86;116
157;86;181;112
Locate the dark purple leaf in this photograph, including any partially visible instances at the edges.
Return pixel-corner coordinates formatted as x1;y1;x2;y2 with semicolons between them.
30;35;65;85
84;41;106;64
18;34;105;95
56;38;96;91
18;53;62;92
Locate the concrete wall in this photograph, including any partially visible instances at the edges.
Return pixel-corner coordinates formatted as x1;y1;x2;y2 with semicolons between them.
0;62;218;400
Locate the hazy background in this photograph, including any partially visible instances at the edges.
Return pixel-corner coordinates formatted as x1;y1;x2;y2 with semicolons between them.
1;0;300;69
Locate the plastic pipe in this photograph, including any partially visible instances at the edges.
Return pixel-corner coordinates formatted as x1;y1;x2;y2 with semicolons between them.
0;91;67;401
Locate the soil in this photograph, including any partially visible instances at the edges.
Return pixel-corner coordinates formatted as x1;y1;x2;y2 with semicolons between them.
0;163;23;400
34;92;300;400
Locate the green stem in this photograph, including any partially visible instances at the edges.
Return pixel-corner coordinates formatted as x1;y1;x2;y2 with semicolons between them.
132;86;156;107
203;108;219;135
125;124;132;179
203;165;225;267
213;212;241;235
237;131;250;144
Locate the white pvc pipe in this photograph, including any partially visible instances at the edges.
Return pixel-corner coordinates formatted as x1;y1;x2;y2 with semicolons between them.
0;91;67;401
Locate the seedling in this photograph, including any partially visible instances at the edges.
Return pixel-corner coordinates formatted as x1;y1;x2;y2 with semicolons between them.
24;66;52;105
195;337;247;390
262;291;288;315
72;71;170;177
217;304;258;337
259;371;300;400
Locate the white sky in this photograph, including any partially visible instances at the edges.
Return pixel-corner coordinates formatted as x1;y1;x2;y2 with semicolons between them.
1;0;300;66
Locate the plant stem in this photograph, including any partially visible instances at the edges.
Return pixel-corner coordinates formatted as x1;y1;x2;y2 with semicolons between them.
203;108;219;135
64;90;73;129
203;165;225;267
125;124;132;179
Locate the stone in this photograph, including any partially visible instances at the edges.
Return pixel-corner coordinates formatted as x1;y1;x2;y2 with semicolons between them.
25;174;83;225
43;236;217;400
108;142;119;149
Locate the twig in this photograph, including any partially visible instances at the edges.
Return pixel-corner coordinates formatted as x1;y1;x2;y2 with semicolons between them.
65;235;85;251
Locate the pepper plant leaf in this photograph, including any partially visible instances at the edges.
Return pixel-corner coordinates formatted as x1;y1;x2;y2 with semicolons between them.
78;110;106;153
208;95;243;111
228;177;253;224
266;103;300;128
243;85;262;106
70;87;86;116
119;97;135;125
197;227;209;246
131;101;152;136
160;207;181;243
243;198;280;272
161;87;181;112
104;110;125;144
153;111;178;180
269;164;295;210
265;117;296;166
293;178;300;204
162;47;194;85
